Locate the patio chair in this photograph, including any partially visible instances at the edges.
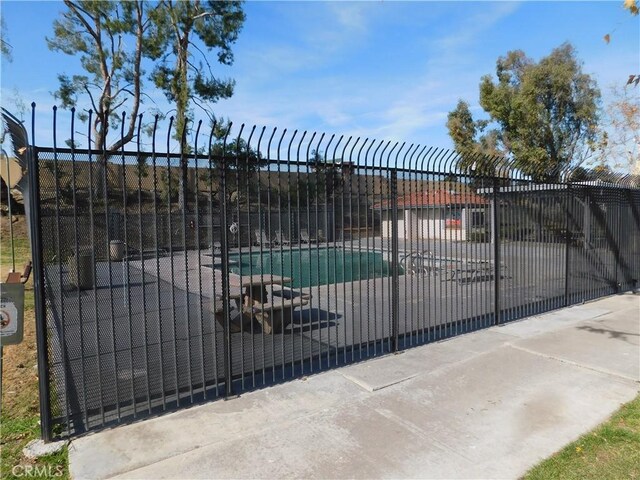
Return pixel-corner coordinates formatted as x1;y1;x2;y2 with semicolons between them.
274;230;291;246
254;229;274;248
400;251;439;276
300;229;317;244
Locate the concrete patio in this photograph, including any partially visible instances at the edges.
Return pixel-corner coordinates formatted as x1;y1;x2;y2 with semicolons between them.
69;292;639;479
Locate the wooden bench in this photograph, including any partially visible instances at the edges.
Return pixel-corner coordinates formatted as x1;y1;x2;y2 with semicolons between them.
270;284;312;301
246;296;309;334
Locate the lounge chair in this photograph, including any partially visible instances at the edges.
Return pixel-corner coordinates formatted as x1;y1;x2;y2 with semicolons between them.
254;229;273;247
274;230;290;246
299;229;316;244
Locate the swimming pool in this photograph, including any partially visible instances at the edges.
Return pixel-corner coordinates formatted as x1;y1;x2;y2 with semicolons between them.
228;247;398;288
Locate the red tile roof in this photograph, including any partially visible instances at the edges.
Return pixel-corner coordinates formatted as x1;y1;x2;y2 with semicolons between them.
375;189;488;209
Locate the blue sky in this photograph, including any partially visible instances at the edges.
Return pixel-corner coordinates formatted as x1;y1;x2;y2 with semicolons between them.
1;1;639;153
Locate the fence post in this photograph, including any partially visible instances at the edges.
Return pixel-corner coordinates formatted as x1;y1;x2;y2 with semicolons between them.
219;158;233;396
493;178;501;325
564;183;572;305
614;189;621;293
390;169;400;351
27;140;53;440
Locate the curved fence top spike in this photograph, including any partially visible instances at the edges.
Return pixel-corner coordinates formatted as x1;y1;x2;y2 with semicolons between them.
246;124;257;154
314;132;327;162
287;130;297;160
235;124;245;157
86;110;93;150
222;121;233;157
348;137;361;163
418;146;434;171
471;151;489;175
495;154;512;178
166;116;174;153
151;114;159;148
296;131;307;160
372;140;386;168
443;150;460;174
207;119;218;154
138;114;147;151
332;135;344;161
377;141;391;169
450;150;465;174
256;125;267;154
305;131;316;160
436;149;453;173
430;148;446;172
385;142;399;169
340;136;353;163
355;138;367;166
276;128;287;157
266;127;277;158
466;151;486;176
424;146;443;172
619;173;640;188
453;150;470;175
400;143;414;170
412;145;427;171
323;133;335;162
412;144;424;170
409;143;422;170
559;162;576;181
193;119;203;154
624;174;640;189
362;138;374;167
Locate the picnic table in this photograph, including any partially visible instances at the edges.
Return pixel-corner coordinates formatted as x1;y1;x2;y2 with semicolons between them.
230;274;292;306
213;274;310;334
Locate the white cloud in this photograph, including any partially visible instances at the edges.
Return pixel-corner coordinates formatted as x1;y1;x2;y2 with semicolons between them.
433;2;520;53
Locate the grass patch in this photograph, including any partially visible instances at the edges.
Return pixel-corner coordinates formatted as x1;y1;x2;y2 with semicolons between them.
1;216;69;479
524;394;640;480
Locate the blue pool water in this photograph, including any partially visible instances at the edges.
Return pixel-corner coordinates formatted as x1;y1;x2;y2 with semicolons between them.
228;247;398;288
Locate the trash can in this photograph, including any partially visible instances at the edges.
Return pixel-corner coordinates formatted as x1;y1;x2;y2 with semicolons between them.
68;248;94;290
110;240;125;261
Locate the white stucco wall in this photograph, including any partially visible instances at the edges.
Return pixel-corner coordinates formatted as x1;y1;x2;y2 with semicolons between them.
381;207;488;241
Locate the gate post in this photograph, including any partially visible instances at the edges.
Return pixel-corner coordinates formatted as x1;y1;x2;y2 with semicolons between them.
493;178;501;325
390;169;400;351
27;109;53;441
219;156;234;396
564;183;572;305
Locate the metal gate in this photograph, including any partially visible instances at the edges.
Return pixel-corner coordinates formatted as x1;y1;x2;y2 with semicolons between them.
4;107;639;440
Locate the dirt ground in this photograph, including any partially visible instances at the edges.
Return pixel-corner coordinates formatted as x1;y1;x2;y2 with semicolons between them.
0;215;29;243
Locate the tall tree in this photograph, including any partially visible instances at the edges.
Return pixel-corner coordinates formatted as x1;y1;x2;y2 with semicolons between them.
1;16;12;61
48;1;152;153
447;43;601;182
604;0;639;86
596;86;640;174
150;0;245;210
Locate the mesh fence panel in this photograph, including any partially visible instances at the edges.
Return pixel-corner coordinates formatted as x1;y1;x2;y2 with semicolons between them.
31;143;640;439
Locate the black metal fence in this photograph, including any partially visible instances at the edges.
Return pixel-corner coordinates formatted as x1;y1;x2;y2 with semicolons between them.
11;107;640;440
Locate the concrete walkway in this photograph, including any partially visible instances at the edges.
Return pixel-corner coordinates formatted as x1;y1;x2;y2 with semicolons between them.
69;293;639;479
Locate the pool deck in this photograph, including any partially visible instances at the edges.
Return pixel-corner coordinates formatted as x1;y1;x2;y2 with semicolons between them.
44;236;627;433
